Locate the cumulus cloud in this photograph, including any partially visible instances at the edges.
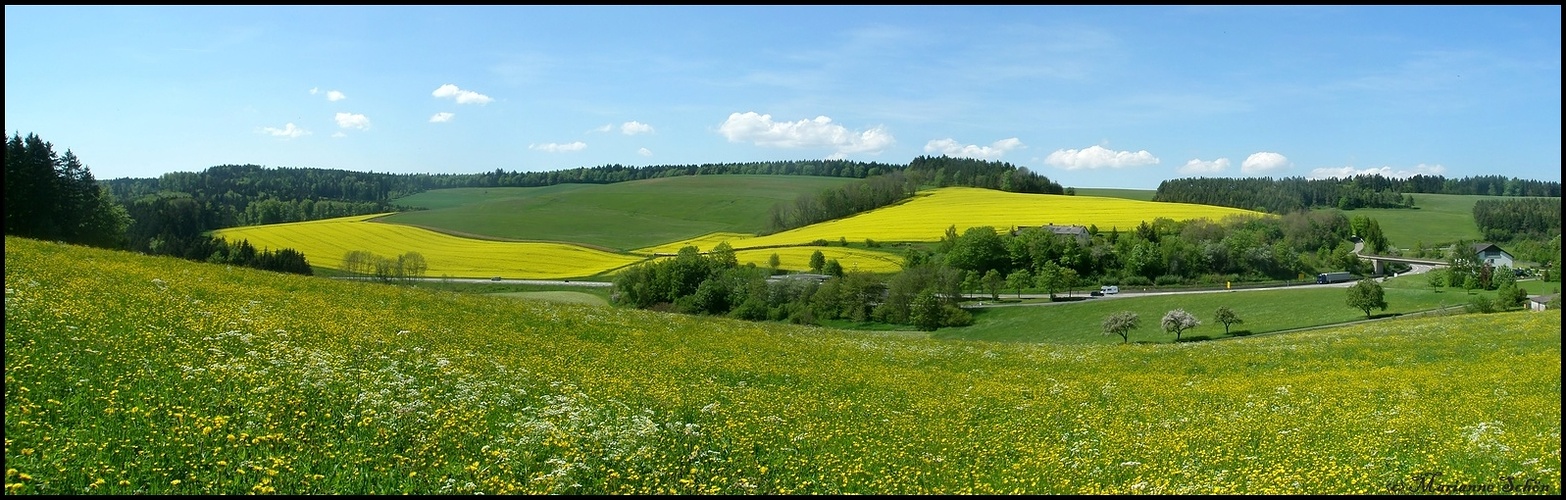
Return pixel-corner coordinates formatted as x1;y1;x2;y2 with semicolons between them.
259;123;309;139
326;90;346;102
1308;163;1448;180
1240;152;1291;174
334;112;371;130
309;87;319;95
432;84;493;105
621;121;655;135
1044;145;1159;170
638;147;653;157
924;137;1025;160
591;124;613;133
429;112;455;123
529;141;587;153
718;111;894;157
332;131;347;139
1178;158;1231;175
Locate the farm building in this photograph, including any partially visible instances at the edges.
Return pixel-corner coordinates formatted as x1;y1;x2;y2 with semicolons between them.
765;273;834;285
1014;224;1090;242
1530;294;1557;312
1471;243;1515;269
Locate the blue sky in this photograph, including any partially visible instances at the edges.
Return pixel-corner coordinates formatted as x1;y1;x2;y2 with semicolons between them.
4;5;1561;189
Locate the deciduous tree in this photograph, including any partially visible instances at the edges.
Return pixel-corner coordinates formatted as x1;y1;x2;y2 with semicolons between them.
1161;309;1201;342
1102;311;1140;344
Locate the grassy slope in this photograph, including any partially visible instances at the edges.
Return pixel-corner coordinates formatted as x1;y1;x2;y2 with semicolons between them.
1073;188;1156;201
939;283;1486;344
1324;193;1557;248
383;175;857;250
6;236;1560;494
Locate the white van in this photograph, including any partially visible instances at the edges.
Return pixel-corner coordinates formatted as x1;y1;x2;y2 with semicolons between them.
1100;285;1119;295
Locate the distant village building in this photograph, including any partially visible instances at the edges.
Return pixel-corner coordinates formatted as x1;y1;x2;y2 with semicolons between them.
1014;224;1090;242
1471;243;1515;269
765;273;834;285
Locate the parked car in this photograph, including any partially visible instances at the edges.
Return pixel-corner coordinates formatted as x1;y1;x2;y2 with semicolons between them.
1090;290;1105;297
491;276;503;281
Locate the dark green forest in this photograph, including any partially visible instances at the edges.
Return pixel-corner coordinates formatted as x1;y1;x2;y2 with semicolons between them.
1154;175;1561;214
1472;197;1562;242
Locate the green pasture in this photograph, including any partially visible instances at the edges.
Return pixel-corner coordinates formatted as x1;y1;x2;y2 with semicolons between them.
487;291;610;306
383;175;856;250
1328;193;1555;249
1073;187;1156;201
938;283;1493;344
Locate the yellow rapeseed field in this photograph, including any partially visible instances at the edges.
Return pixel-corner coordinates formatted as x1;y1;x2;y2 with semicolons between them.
211;214;647;279
732;187;1262;247
633;232;755;255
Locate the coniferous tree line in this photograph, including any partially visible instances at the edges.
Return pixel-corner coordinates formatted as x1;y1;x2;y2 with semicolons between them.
1472;198;1562;242
1153;174;1561;214
614;210;1379;331
4;132;132;248
4;132;312;276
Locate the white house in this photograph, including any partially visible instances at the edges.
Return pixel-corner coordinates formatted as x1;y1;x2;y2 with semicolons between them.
1471;243;1514;269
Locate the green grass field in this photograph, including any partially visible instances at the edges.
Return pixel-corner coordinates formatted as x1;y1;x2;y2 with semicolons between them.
487;291;610;306
384;175;857;250
1326;193;1557;249
939;281;1500;344
1073;187;1156;201
5;237;1560;494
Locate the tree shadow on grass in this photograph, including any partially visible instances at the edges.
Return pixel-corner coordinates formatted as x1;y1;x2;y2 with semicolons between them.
1051;296;1090;303
1225;329;1255;337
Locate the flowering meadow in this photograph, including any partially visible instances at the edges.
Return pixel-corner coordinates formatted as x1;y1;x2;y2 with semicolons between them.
5;236;1560;494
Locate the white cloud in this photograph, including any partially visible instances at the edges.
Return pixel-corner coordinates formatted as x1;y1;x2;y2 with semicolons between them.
429;112;455;123
331;131;347;139
923;137;1025;160
529;141;587;153
1240;152;1291;174
309;87;319;95
259;122;309;139
1308;163;1448;180
432;83;493;105
638;147;653;157
1178;158;1231;175
621;121;655;135
326;90;346;102
591;124;613;133
718;111;894;156
1044;145;1159;170
334;112;371;130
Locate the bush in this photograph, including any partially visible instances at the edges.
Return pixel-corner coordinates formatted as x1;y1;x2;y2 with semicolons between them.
1154;275;1183;286
1465;295;1496;314
1098;276;1121;286
1122;276;1152;287
942;305;974;327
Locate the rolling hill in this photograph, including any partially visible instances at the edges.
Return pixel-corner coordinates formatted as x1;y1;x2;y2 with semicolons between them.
383;175;859;250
